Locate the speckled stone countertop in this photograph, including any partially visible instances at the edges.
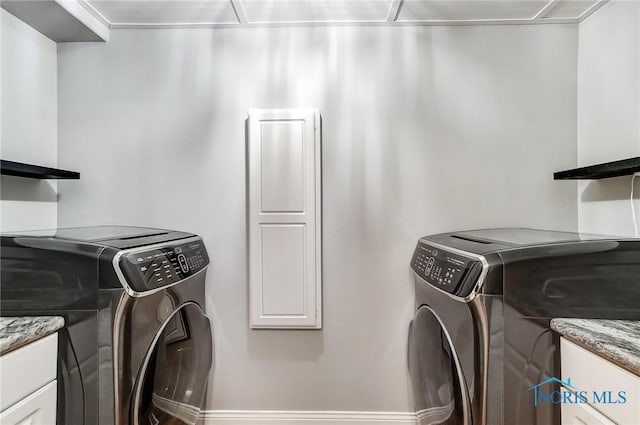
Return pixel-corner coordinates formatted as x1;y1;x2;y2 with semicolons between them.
551;319;640;376
0;317;65;355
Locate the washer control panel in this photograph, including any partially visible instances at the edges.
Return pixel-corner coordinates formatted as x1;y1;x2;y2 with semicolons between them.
411;241;482;296
118;238;209;292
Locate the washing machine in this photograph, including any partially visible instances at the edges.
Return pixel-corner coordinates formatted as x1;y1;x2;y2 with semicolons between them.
408;228;640;425
1;226;213;425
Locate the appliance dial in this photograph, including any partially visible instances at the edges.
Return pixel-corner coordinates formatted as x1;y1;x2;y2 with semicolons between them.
178;254;189;273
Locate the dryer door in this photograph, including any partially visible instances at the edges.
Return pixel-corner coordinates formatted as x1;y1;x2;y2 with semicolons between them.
132;302;213;425
408;305;472;425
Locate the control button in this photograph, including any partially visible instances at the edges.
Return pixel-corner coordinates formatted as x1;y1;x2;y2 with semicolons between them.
426;257;435;274
174;247;183;254
178;254;189;273
137;257;144;263
140;266;148;272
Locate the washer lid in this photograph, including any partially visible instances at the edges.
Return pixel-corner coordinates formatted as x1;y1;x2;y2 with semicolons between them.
454;228;615;247
423;228;619;256
3;226;194;249
47;226;167;242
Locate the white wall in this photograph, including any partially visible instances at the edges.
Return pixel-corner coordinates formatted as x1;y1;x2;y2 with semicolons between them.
57;24;578;411
577;0;640;236
0;9;58;231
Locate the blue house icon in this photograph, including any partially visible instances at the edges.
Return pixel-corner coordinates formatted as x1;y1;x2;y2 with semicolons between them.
528;377;577;407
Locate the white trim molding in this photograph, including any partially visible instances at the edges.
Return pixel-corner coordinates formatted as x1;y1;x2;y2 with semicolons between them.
57;0;110;41
199;410;417;425
81;0;605;29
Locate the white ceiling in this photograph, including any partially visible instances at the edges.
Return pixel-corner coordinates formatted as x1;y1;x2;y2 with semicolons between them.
241;0;392;23
87;1;240;24
81;0;608;27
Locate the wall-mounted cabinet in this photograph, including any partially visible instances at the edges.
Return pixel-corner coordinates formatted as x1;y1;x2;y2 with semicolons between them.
247;108;322;329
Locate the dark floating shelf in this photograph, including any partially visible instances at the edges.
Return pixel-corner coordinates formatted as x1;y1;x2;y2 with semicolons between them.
1;160;80;180
554;157;640;180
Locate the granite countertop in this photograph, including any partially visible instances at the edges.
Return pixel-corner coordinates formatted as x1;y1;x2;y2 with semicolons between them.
0;316;65;356
551;318;640;376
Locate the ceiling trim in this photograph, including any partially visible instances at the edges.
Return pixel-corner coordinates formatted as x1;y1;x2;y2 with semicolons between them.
230;0;247;24
532;0;558;19
80;0;599;30
77;0;112;28
108;17;578;29
578;0;609;22
391;17;578;25
386;0;403;22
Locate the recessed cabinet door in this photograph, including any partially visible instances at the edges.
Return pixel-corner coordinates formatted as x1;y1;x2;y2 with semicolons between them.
561;337;640;425
0;381;57;425
562;402;616;425
0;333;58;412
247;108;321;329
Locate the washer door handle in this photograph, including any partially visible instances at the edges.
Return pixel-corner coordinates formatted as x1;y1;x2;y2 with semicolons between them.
411;305;474;425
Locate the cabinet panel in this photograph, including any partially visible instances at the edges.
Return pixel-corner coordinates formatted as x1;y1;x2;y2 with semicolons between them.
248;108;321;329
561;337;640;425
261;224;306;316
562;401;616;425
0;380;56;425
0;333;57;412
260;120;305;213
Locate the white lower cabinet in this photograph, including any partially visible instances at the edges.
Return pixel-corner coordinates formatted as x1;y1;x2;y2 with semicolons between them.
561;337;640;425
0;381;56;425
0;333;58;424
562;401;616;425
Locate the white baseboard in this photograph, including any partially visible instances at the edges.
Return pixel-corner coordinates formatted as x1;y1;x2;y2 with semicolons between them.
199;410;417;425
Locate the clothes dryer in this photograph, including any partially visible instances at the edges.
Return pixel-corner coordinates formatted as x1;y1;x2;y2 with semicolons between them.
1;226;213;425
408;228;640;425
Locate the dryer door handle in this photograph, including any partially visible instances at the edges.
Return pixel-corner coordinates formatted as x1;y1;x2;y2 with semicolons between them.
408;306;474;425
130;301;213;425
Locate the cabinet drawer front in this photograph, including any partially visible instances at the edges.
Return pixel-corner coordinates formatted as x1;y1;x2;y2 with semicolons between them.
0;333;58;412
561;337;640;425
0;380;56;425
562;402;616;425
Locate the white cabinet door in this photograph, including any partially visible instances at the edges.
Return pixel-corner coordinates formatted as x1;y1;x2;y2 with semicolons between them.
0;333;58;412
561;337;640;425
0;380;56;425
562;402;616;425
247;108;322;329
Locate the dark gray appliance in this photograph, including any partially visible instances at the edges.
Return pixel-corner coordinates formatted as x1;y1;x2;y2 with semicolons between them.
1;226;213;425
408;228;640;425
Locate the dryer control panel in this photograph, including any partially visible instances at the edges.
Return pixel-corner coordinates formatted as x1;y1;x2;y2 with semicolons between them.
117;237;209;293
411;241;483;297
